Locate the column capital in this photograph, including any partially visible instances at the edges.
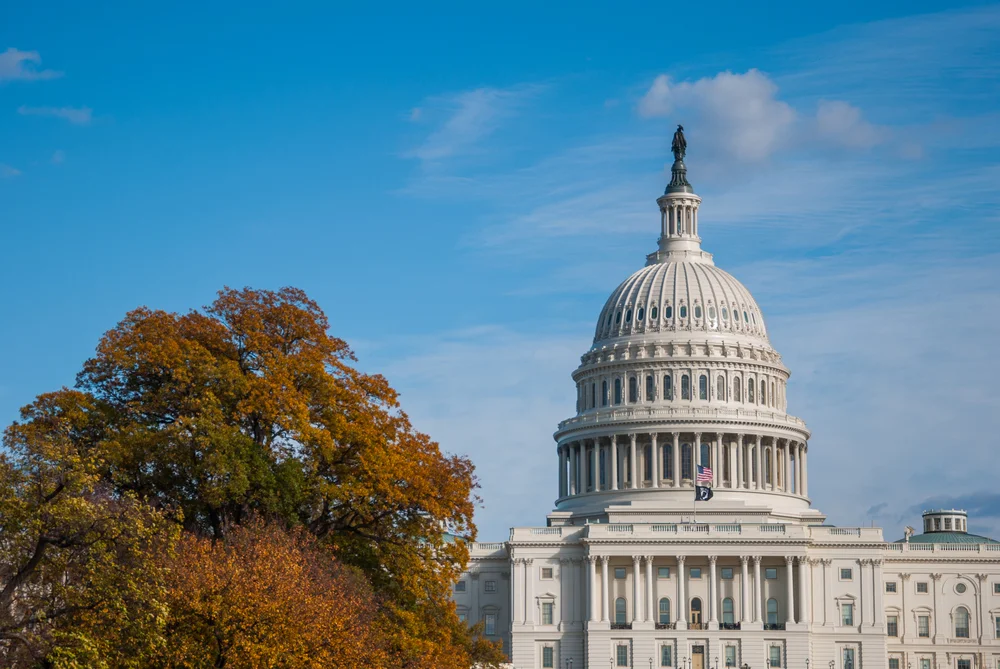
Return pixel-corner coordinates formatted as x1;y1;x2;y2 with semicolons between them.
629;433;637;441
820;558;833;566
600;555;611;565
644;555;656;563
785;556;795;566
708;555;718;565
677;555;686;564
752;555;763;564
872;559;884;568
632;555;641;565
586;555;599;565
740;555;750;565
977;573;989;582
796;556;809;565
899;572;911;581
930;573;942;581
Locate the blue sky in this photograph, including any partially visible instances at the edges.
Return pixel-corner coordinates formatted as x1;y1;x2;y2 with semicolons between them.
2;1;1000;542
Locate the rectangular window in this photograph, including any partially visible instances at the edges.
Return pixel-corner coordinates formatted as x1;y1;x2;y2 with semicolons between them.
542;646;554;668
541;567;553;579
661;645;673;667
455;581;466;592
843;648;855;669
617;645;629;667
766;568;778;579
658;567;671;578
958;661;971;669
485;613;497;636
769;646;781;668
918;615;930;637
840;568;853;580
458;612;467;623
921;660;931;669
888;615;898;637
886;582;897;593
541;602;554;625
994;583;1000;594
615;567;626;579
721;567;734;580
842;603;854;626
725;646;737;667
485;580;497;593
690;568;702;579
995;615;1000;639
890;660;899;669
917;582;928;593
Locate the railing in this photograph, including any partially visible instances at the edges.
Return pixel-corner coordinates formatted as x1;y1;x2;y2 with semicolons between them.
715;524;741;533
471;542;505;551
882;542;1000;554
556;405;810;432
720;622;742;630
828;528;861;536
656;622;677;630
652;524;678;532
611;623;632;630
608;524;634;533
683;524;710;533
529;528;562;535
688;622;706;630
764;623;786;631
760;524;786;533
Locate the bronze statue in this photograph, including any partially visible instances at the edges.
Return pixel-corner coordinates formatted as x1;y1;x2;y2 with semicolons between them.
671;124;687;161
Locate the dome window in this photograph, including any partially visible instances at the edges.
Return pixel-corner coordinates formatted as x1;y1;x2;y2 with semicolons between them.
681;375;691;400
625;308;632;322
650;306;658;320
708;306;716;319
615;311;622;324
606;313;612;327
743;311;749;323
751;312;757;325
663;375;672;400
694;305;702;319
679;305;687;319
637;307;645;321
722;307;728;321
665;306;673;319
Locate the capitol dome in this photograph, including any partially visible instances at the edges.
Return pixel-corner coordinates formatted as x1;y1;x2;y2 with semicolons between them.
552;127;816;524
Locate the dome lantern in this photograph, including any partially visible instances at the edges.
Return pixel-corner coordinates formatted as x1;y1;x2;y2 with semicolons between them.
648;124;712;266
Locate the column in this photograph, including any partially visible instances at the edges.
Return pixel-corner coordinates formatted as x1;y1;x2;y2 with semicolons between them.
899;573;910;638
783;441;791;492
715;434;723;487
601;556;610;623
798;557;811;625
569;443;578;495
587;556;599;622
694;432;702;478
651;433;660;488
729;437;737;488
526;559;535;624
590;440;599;492
629;433;638;489
632;556;642;623
514;559;524;623
755;435;763;490
645;556;655;624
610;436;619;490
736;435;744;488
753;556;763;623
558;445;567;497
708;556;719;626
872;560;884;628
770;439;778;491
795;442;802;494
802;444;809;497
672;433;681;487
677;556;687;625
857;559;868;626
560;559;571;625
823;560;835;626
740;556;751;623
930;573;942;639
785;557;796;624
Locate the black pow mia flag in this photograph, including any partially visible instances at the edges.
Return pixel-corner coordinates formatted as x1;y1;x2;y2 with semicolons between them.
695;485;714;501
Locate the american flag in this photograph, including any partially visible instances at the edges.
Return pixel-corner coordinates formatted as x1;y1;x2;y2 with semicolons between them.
696;465;713;484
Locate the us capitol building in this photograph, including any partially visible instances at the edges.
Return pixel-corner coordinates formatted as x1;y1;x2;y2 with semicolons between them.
451;127;1000;669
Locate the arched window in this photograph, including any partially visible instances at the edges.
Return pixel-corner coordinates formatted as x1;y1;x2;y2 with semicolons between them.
591;383;596;409
637;306;645;321
681;375;691;400
615;311;622;324
625;308;632;322
765;450;772;484
663;375;673;400
628;377;638;403
955;606;970;638
606;313;612;328
599;448;606;487
748;380;755;403
681;443;692;480
699;375;708;400
644;444;652;480
602;380;609;407
615;597;627;624
767;598;778;625
694;305;702;319
680;305;688;319
734;378;742;402
646;375;655;402
700;443;710;467
614;378;622;405
771;382;775;406
717;376;726;401
722;597;735;624
690;597;703;624
760;380;767;405
708;305;716;319
663;444;673;480
744;310;749;323
651;306;659;320
722;307;729;321
666;305;673;319
659;597;671;624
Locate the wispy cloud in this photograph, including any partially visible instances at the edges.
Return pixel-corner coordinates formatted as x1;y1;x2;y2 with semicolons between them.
0;47;61;82
0;164;21;178
18;105;93;125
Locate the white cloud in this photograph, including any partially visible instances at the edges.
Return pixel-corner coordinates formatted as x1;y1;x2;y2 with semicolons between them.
638;69;797;162
0;164;21;178
815;99;885;148
407;85;540;164
18;105;93;125
0;47;61;82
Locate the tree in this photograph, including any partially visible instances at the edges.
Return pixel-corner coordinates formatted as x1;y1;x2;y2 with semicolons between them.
74;286;504;668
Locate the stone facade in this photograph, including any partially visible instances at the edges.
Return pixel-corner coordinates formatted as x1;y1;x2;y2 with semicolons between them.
452;145;1000;669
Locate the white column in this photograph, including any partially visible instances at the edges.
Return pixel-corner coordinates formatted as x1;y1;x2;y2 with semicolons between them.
558;445;567;497
755;436;764;491
629;433;638;489
560;558;571;625
715;434;723;487
872;560;884;627
601;556;610;623
785;557;795;624
740;556;751;623
824;559;835;626
526;558;534;624
677;556;687;625
672;433;681;487
590;440;598;492
794;442;802;494
753;556;763;623
783;441;791;492
632;556;642;623
651;433;660;488
802;444;809;497
514;559;524;623
694;432;702;475
799;557;811;625
645;556;655;624
858;559;869;626
729;438;737;488
736;435;744;488
569;443;578;495
588;556;599;623
610;436;619;491
899;573;910;638
770;439;778;491
709;556;719;625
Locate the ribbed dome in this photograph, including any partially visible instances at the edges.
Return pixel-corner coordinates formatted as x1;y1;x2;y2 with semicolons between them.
593;260;770;346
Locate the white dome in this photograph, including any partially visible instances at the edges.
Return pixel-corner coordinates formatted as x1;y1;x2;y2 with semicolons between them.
594;259;769;347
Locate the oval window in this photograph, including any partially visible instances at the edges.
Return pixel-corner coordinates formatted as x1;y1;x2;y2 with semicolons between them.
625;308;633;322
722;307;728;320
743;311;749;323
666;306;673;319
637;307;645;321
694;305;702;319
709;306;716;319
607;313;612;326
751;312;757;324
957;582;967;594
650;306;659;320
679;305;688;318
615;311;622;324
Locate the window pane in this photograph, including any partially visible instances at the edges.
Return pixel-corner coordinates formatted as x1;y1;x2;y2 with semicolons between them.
841;568;853;580
455;581;466;592
542;602;554;625
618;645;629;666
842;603;854;626
885;582;896;593
890;660;899;669
615;567;626;579
725;646;736;667
765;568;777;579
721;568;733;579
615;597;626;624
658;567;671;578
690;568;702;578
918;615;929;637
699;375;708;400
662;646;673;667
888;616;898;637
682;375;690;399
917;582;928;593
956;607;970;638
485;613;496;635
664;375;672;400
659;598;671;624
485;580;496;593
770;647;781;667
542;647;554;668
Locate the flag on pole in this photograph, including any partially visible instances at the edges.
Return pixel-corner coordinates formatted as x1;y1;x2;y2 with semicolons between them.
696;465;713;484
695;485;714;501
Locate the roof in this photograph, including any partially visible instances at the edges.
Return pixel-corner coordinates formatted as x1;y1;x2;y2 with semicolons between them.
895;531;1000;545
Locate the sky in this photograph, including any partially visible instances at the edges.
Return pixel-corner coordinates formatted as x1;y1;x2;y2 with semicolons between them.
2;1;1000;543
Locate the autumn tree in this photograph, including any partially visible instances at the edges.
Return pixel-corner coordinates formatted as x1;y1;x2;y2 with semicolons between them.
73;286;504;668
